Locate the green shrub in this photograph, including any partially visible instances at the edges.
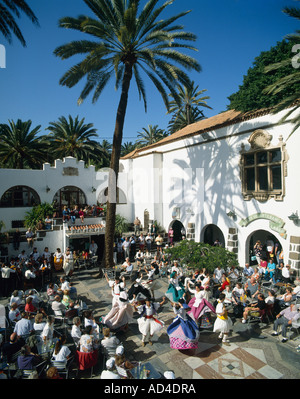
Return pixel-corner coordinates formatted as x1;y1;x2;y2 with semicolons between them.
24;202;54;230
165;240;239;273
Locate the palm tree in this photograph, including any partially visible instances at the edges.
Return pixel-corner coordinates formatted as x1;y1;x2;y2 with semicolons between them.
121;141;137;156
95;139;112;168
46;115;104;164
0;119;48;169
167;81;211;132
167;106;205;134
136;124;168;147
0;0;39;47
54;0;201;268
263;4;300;138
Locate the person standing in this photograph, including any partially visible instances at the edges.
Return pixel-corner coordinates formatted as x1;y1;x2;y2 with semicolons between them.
213;293;232;345
133;296;166;347
133;217;141;236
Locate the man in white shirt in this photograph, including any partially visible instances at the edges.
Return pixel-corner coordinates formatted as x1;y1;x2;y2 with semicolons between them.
280;264;291;284
213;266;225;284
122;237;131;259
145;234;153;253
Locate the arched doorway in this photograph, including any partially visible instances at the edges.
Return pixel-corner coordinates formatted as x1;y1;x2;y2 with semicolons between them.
169;220;185;242
202;224;225;247
247;229;282;265
53;186;87;213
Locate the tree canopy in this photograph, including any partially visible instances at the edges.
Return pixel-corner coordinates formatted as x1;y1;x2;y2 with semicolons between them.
227;39;299;112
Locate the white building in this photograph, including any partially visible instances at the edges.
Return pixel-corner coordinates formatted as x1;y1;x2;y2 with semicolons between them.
120;106;300;272
0;106;299;272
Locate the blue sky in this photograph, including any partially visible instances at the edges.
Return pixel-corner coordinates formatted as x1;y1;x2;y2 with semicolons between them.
0;0;299;144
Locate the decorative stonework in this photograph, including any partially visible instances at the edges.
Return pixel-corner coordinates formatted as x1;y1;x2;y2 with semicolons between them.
227;227;238;254
248;129;273;149
240;132;288;202
289;236;300;272
186;222;195;240
62;167;79;176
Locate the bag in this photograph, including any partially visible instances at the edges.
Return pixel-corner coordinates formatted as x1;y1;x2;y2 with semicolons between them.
233;303;244;318
251;256;257;261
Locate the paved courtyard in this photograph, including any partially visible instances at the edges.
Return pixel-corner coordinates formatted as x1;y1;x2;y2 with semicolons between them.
72;265;300;380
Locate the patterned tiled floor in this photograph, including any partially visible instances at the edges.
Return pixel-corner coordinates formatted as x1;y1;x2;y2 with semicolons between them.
184;342;284;379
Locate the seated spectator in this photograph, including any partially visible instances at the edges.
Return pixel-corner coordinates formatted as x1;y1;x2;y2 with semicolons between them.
232;282;245;305
265;290;276;305
46;366;63;380
9;302;22;324
215;274;230;298
243;263;254;278
9;290;23;308
265;259;276;282
79;326;98;353
279;264;291;284
244;276;260;300
278;287;293;307
65;302;79;320
33;313;46;332
242;293;266;323
271;303;300;343
17;345;42;370
25;296;37;316
71;317;82;348
114;345;137;378
100;357;121;379
1;332;25;362
44;215;52;230
101;327;121;357
14;312;33;338
47;283;57;301
51;295;66;315
61;289;71;308
51;335;71;362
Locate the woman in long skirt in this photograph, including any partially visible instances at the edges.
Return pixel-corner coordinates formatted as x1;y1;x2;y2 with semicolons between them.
213;293;233;344
165;272;185;302
187;283;215;328
167;299;199;350
103;290;134;331
133;296;166;346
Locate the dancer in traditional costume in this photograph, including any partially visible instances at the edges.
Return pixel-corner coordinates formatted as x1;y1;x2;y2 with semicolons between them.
165;271;185;302
127;270;152;302
213;293;233;344
167;299;199;350
187;283;215;328
133;296;166;346
104;273;126;306
103;290;133;331
141;263;161;299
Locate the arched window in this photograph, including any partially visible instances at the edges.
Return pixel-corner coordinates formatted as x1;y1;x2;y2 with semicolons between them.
0;186;41;208
53;186;87;210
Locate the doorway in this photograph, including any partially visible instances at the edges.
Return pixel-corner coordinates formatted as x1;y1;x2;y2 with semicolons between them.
202;224;225;247
169;220;185;242
247;229;282;265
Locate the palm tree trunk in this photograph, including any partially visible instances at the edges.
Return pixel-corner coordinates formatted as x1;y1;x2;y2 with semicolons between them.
102;63;133;270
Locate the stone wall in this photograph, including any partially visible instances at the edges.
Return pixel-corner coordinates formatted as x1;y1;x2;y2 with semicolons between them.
227;227;238;254
289;235;300;273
